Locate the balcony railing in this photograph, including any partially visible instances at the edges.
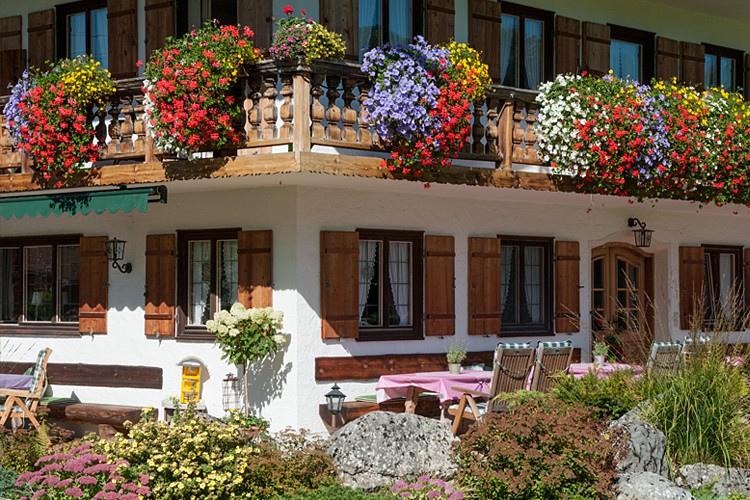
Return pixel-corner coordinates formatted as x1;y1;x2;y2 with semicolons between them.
0;60;545;179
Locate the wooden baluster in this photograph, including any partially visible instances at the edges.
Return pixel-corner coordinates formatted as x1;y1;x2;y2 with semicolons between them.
325;75;342;141
357;79;372;146
341;77;357;144
471;100;485;155
93;105;109;154
279;73;294;139
119;95;135;155
497;98;514;171
310;73;325;140
132;93;146;154
106;101;121;155
246;75;263;143
511;101;526;164
523;103;539;164
485;97;500;161
261;74;278;140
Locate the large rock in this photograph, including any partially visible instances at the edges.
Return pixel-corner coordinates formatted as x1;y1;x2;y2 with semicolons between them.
327;411;458;490
677;463;750;497
615;472;694;500
611;406;669;477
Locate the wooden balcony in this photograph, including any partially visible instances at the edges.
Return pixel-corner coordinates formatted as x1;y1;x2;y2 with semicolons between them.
0;60;553;193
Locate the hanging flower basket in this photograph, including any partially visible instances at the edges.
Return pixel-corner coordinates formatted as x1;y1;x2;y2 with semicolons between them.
269;6;346;64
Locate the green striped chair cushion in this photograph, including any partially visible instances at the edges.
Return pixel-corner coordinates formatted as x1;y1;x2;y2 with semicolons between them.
355;393;438;404
537;340;572;349
683;336;709;345
497;342;532;349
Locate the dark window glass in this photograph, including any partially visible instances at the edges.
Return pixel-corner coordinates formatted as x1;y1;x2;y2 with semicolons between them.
500;3;552;89
704;45;742;91
703;246;742;328
58;1;109;68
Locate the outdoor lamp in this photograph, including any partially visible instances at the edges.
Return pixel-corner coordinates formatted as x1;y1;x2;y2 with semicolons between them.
325;383;346;414
627;218;654;248
105;238;132;273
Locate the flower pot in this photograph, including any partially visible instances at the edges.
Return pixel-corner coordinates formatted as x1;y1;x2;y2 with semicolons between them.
594;355;606;366
448;363;462;375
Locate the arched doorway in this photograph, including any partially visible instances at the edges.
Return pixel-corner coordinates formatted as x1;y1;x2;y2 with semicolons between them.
591;243;654;363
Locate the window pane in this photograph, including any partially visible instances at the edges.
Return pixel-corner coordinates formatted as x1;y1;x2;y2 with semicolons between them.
522;246;543;323
705;54;718;88
25;247;53;322
59;246;80;322
218;240;237;313
189;241;211;325
389;0;412;46
359;240;381;326
610;39;641;81
359;0;382;54
91;8;108;68
500;14;520;87
501;245;518;323
388;241;411;326
523;19;544;89
593;258;603;289
0;248;20;322
719;252;734;318
68;12;86;59
720;56;735;90
210;0;237;26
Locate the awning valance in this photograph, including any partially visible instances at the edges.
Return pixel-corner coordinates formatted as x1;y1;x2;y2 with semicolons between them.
0;186;167;220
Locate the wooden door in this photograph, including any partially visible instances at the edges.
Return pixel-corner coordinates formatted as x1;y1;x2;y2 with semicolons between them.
591;243;653;363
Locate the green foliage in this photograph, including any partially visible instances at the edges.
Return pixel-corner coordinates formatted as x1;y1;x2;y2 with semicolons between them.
446;341;467;365
550;368;642;421
275;484;383;499
205;303;285;366
494;390;547;408
0;424;73;473
0;466;32;498
453;397;616;500
222;409;271;432
690;484;750;500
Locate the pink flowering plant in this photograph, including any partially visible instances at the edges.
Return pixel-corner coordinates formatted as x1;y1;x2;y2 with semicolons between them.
269;6;345;64
15;443;151;499
391;476;464;499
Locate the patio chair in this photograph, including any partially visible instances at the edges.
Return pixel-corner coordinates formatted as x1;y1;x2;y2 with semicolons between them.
0;348;52;437
646;341;682;376
681;335;709;361
448;342;535;435
529;340;573;393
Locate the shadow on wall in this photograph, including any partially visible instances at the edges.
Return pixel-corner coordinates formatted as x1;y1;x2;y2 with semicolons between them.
245;355;292;415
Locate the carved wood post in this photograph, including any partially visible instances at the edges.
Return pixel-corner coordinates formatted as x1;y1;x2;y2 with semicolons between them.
485;97;500;162
342;77;357;144
471;100;485;155
246;74;263;143
261;74;278;140
357;80;373;146
498;98;514;171
310;73;325;140
524;103;539;163
279;72;294;140
293;69;311;153
325;75;342;141
511;101;526;164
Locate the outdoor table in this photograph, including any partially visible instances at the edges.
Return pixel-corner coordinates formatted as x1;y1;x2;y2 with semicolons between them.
376;369;492;414
569;362;642;379
0;373;33;390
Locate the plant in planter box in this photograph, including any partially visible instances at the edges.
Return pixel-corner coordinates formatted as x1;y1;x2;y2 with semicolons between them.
447;341;467;373
593;340;609;364
269;6;346;64
143;21;262;158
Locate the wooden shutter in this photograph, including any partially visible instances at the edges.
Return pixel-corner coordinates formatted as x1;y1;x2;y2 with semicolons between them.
108;0;137;79
424;235;455;336
238;0;273;52
321;231;359;339
582;21;610;77
744;55;750;101
554;241;580;333
320;0;358;60
679;246;704;330
468;237;501;336
0;16;21;52
468;0;500;82
79;236;108;335
238;230;273;309
28;10;55;71
555;16;580;75
0;16;24;94
145;234;176;337
745;248;750;312
655;37;680;82
680;42;704;87
145;0;174;61
424;0;455;46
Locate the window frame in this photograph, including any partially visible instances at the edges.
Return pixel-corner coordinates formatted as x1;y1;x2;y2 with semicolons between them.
499;1;554;90
358;0;424;55
0;234;81;335
608;24;655;83
702;244;743;329
56;0;108;64
703;43;744;92
356;228;424;341
497;235;553;336
176;227;241;340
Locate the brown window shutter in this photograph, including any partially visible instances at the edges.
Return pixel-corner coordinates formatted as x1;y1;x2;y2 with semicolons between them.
679;246;704;330
145;234;176;337
238;0;273;53
0;16;24;95
745;55;750;101
555;16;580;75
28;10;55;71
424;0;455;46
238;230;273;309
655;36;680;82
745;248;750;312
680;42;704;87
424;235;455;336
0;16;21;51
107;0;137;79
582;21;610;77
468;0;500;82
319;0;358;60
145;0;174;61
79;236;109;335
468;237;501;336
320;231;359;339
554;241;580;333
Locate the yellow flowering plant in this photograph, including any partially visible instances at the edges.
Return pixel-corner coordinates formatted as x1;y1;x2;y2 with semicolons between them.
269;6;346;63
447;41;491;102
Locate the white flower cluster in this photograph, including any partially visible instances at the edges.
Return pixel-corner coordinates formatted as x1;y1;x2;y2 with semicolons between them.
206;302;285;344
142;81;192;159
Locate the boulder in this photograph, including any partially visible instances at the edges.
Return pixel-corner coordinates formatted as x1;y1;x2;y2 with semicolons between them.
677;463;750;497
615;472;694;500
611;406;669;477
327;411;457;490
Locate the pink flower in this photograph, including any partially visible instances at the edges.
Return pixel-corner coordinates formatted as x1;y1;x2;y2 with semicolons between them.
65;487;84;498
283;5;293;14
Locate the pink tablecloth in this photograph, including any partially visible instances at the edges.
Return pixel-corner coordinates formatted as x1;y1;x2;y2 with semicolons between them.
569;362;642;379
376;370;492;404
0;374;33;390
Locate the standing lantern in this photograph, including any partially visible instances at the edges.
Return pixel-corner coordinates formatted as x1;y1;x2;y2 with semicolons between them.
325;383;346;414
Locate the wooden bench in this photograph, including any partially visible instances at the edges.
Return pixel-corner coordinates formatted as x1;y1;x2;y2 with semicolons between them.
40;402;156;438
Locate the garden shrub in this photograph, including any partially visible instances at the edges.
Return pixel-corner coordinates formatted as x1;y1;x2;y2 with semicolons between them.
0;466;31;498
0;424;74;473
453;397;616;499
275;484;383;499
390;476;464;499
550;368;642;421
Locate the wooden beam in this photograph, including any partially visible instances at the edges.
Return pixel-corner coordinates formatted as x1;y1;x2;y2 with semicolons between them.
0;363;163;389
42;403;156;433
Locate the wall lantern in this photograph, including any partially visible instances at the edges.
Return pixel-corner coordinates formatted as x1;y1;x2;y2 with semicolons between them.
105;238;132;273
627;218;654;248
325;383;346;414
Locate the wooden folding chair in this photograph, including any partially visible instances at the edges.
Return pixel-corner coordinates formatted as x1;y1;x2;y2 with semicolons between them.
646;341;682;376
448;342;535;434
530;340;573;393
681;335;709;362
0;348;52;437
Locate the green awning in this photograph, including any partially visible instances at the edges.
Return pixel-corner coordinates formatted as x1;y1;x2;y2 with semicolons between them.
0;186;167;220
